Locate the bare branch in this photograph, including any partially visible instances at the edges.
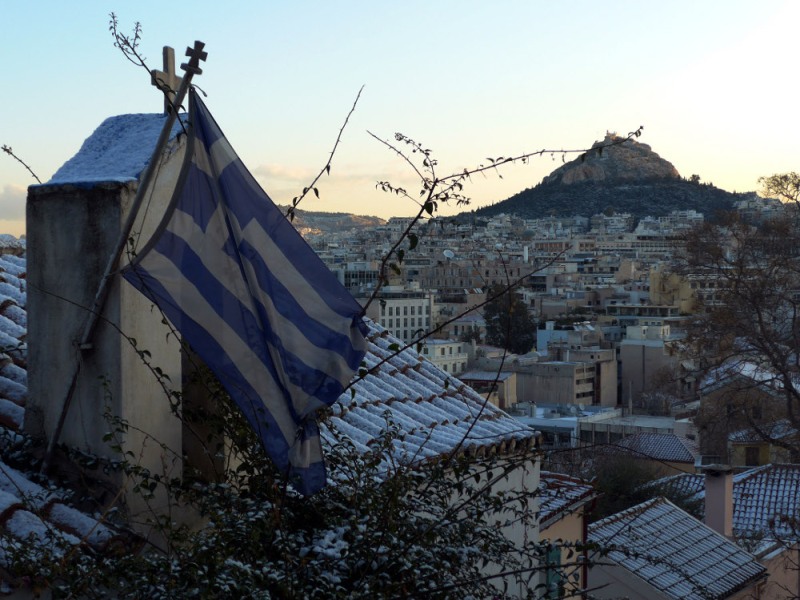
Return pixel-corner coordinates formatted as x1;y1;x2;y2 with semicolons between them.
286;86;365;221
1;144;42;184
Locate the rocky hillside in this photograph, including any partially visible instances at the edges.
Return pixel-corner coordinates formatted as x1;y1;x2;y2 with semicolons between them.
282;207;386;237
474;134;744;221
542;134;679;185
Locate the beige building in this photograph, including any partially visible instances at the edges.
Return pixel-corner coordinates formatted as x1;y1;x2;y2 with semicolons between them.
619;325;686;407
525;361;597;406
361;285;435;343
419;339;469;376
546;344;618;407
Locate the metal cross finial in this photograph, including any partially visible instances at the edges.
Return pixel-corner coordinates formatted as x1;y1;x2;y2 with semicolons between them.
151;47;182;115
151;42;207;115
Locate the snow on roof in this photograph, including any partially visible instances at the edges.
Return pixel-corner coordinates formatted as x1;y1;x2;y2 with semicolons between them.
325;323;535;464
645;471;705;500
589;497;766;600
728;464;800;548
47;113;185;187
0;256;121;566
728;419;798;443
0;237;25;253
606;432;699;464
538;471;596;528
700;359;800;398
647;464;800;552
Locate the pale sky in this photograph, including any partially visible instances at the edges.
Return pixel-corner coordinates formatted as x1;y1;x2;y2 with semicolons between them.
1;1;798;237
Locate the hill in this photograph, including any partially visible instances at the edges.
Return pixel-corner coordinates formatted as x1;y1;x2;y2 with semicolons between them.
473;134;744;221
281;206;386;237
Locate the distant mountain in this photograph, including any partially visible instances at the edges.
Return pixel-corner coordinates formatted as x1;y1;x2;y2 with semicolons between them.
473;134;744;221
281;206;386;237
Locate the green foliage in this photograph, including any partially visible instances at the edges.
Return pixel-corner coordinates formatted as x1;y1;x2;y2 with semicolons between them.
588;455;661;521
475;178;740;222
483;283;537;355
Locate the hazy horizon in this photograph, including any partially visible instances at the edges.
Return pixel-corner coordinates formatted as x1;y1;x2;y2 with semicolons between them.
2;1;798;238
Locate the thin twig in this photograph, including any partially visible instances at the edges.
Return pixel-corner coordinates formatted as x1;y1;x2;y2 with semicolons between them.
286;86;365;220
1;145;41;184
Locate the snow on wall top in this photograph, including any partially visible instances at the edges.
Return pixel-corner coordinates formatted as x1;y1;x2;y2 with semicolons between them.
47;113;185;187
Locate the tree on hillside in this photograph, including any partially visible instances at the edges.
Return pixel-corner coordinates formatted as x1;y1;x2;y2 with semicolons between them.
484;283;537;355
759;171;800;204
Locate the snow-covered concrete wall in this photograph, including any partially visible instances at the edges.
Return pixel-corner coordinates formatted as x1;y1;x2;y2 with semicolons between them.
25;113;187;523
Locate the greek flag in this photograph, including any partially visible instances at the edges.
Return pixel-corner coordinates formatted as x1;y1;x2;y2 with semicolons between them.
122;90;367;495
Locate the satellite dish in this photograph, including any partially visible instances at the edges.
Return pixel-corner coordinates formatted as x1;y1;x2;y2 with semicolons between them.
443;249;455;259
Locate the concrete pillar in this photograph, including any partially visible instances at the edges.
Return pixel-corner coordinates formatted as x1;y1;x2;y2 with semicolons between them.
25;117;187;522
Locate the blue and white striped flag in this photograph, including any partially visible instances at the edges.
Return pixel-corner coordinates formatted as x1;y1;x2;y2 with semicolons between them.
122;91;367;495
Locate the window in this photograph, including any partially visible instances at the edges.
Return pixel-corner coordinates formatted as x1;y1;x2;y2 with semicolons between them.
411;306;416;315
389;306;394;316
745;446;760;467
544;546;564;599
403;306;408;316
441;348;446;356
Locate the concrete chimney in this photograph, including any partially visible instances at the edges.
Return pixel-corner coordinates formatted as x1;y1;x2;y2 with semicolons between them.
703;465;734;538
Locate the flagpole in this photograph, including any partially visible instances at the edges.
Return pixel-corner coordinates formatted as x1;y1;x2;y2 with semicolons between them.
40;41;207;475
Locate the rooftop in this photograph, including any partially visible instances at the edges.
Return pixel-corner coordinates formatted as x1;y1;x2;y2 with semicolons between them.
648;464;800;553
589;497;766;600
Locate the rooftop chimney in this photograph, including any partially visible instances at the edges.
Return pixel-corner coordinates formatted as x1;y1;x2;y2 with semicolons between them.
702;464;734;538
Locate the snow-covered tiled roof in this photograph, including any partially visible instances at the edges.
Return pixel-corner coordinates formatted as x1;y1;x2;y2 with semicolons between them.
700;359;799;398
645;471;705;500
648;464;800;551
729;464;800;547
728;419;798;443
325;324;536;464
0;251;535;588
607;432;699;464
538;471;596;529
0;254;122;565
589;497;766;600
